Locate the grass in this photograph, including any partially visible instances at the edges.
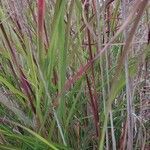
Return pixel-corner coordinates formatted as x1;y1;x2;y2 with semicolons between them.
0;0;149;149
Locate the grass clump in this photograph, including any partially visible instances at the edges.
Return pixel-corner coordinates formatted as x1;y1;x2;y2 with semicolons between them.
0;0;149;149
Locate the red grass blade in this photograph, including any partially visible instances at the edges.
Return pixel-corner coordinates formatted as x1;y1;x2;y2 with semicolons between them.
37;0;45;38
37;0;46;63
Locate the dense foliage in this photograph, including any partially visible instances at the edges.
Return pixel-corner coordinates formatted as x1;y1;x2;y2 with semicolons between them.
0;0;149;149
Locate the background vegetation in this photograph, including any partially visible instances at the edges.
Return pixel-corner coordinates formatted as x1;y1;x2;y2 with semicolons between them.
0;0;149;149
